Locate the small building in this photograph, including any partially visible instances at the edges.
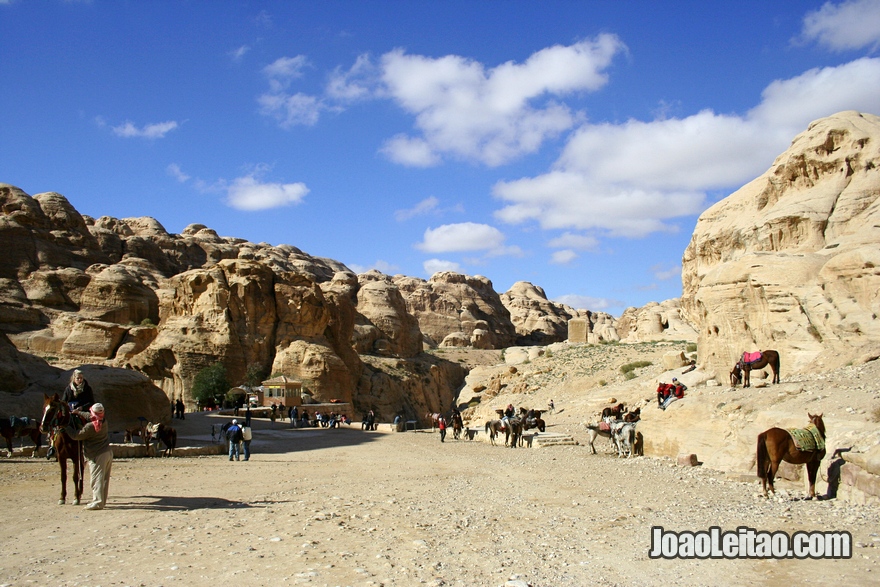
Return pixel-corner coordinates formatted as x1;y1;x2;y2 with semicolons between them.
258;375;303;408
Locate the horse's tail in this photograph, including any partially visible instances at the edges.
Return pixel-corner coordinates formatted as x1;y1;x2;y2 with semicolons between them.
485;421;491;434
756;432;769;480
774;353;781;382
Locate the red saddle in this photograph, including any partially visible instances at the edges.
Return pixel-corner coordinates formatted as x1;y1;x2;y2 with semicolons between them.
742;351;762;364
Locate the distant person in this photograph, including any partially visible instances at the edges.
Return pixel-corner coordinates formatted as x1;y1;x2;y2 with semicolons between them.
548;399;555;414
241;422;252;461
63;369;95;413
175;398;186;420
65;403;112;510
682;360;696;374
226;419;243;461
245;404;252;427
438;415;447;443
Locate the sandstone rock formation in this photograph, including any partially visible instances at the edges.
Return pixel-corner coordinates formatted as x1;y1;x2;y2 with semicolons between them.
394;272;518;349
0;185;473;424
616;299;698;343
500;281;577;345
681;111;880;380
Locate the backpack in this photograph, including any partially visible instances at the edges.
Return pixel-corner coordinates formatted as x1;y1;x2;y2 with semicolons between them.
242;426;252;441
226;425;242;443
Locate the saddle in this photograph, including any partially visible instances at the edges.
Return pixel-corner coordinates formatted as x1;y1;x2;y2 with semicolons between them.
9;416;33;431
787;424;824;452
742;351;763;365
598;421;611;433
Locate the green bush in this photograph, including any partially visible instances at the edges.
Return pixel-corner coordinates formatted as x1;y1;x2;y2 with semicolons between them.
686;342;697;352
140;317;156;326
620;360;652;375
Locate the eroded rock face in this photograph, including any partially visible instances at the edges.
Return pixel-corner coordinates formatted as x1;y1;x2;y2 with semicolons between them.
681;111;880;379
394;272;517;350
500;281;577;345
616;299;698;344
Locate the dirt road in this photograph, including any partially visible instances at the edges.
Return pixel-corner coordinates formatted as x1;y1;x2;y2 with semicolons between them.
0;410;877;587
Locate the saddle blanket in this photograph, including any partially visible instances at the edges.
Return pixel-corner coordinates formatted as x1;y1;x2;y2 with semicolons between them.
787;424;825;452
742;351;763;364
598;421;611;432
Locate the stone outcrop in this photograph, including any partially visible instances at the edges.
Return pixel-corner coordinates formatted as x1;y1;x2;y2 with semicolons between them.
0;185;473;422
616;299;698;343
681;111;880;380
394;272;518;349
500;281;576;345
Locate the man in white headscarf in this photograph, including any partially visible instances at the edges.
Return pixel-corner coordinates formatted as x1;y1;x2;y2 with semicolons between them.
66;403;112;510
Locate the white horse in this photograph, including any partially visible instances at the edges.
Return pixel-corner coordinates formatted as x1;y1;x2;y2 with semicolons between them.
585;417;621;455
613;421;637;458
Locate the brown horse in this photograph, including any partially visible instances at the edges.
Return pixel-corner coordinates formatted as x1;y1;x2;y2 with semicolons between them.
756;413;825;499
0;416;43;457
737;350;781;387
451;413;463;440
519;408;546;433
484;419;506;446
39;394;85;505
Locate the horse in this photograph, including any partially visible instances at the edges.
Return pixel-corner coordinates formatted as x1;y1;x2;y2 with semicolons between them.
519;408;546;433
613;422;637;458
756;413;825;499
601;403;627;420
585;419;620;455
123;421;150;445
730;363;742;387
504;417;524;448
484;419;507;446
0;416;43;457
736;350;781;387
451;413;463;440
623;407;641;423
147;422;176;457
425;412;441;430
39;394;85;505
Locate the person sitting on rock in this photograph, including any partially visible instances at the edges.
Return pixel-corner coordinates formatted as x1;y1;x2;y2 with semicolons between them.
661;378;687;410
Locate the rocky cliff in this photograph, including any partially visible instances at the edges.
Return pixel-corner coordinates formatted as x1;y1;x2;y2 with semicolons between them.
2;185;590;425
681;111;880;380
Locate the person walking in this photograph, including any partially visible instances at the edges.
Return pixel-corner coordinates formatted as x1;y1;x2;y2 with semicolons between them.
226;419;243;461
65;403;112;510
438;415;447;443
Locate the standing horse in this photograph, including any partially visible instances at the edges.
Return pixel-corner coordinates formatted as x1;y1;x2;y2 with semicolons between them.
504;417;524;448
425;412;441;430
736;350;781;387
519;408;546;433
39;394;85;505
585;419;620;455
484;419;507;446
0;416;43;457
756;413;825;499
451;413;463;440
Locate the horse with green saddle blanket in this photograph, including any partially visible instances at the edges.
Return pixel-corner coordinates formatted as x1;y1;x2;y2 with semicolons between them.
756;413;825;499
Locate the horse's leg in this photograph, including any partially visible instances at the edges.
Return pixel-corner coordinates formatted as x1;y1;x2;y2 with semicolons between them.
58;452;68;505
588;430;597;454
73;442;84;506
806;460;820;499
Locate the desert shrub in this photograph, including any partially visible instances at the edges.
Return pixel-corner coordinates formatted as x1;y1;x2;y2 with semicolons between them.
686;343;697;353
598;379;607;387
872;405;880;423
620;360;652;376
140;317;156;326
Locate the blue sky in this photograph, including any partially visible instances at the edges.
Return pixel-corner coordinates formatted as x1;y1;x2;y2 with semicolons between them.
2;1;880;317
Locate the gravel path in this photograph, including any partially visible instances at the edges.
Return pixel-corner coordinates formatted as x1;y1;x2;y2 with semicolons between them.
0;410;877;587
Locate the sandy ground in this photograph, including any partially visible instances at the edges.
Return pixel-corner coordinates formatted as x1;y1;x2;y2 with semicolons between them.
0;409;878;587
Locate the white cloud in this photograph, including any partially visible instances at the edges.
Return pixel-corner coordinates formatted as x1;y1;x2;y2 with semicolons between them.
550;250;577;265
379;35;625;167
348;260;399;274
381;134;441;167
112;120;179;139
327;54;380;101
424;258;461;275
800;0;880;51
395;196;439;221
554;294;619;312
263;55;309;83
494;58;880;238
225;173;309;211
652;264;682;281
547;232;599;251
166;163;190;183
230;45;250;62
258;92;322;127
416;222;508;254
